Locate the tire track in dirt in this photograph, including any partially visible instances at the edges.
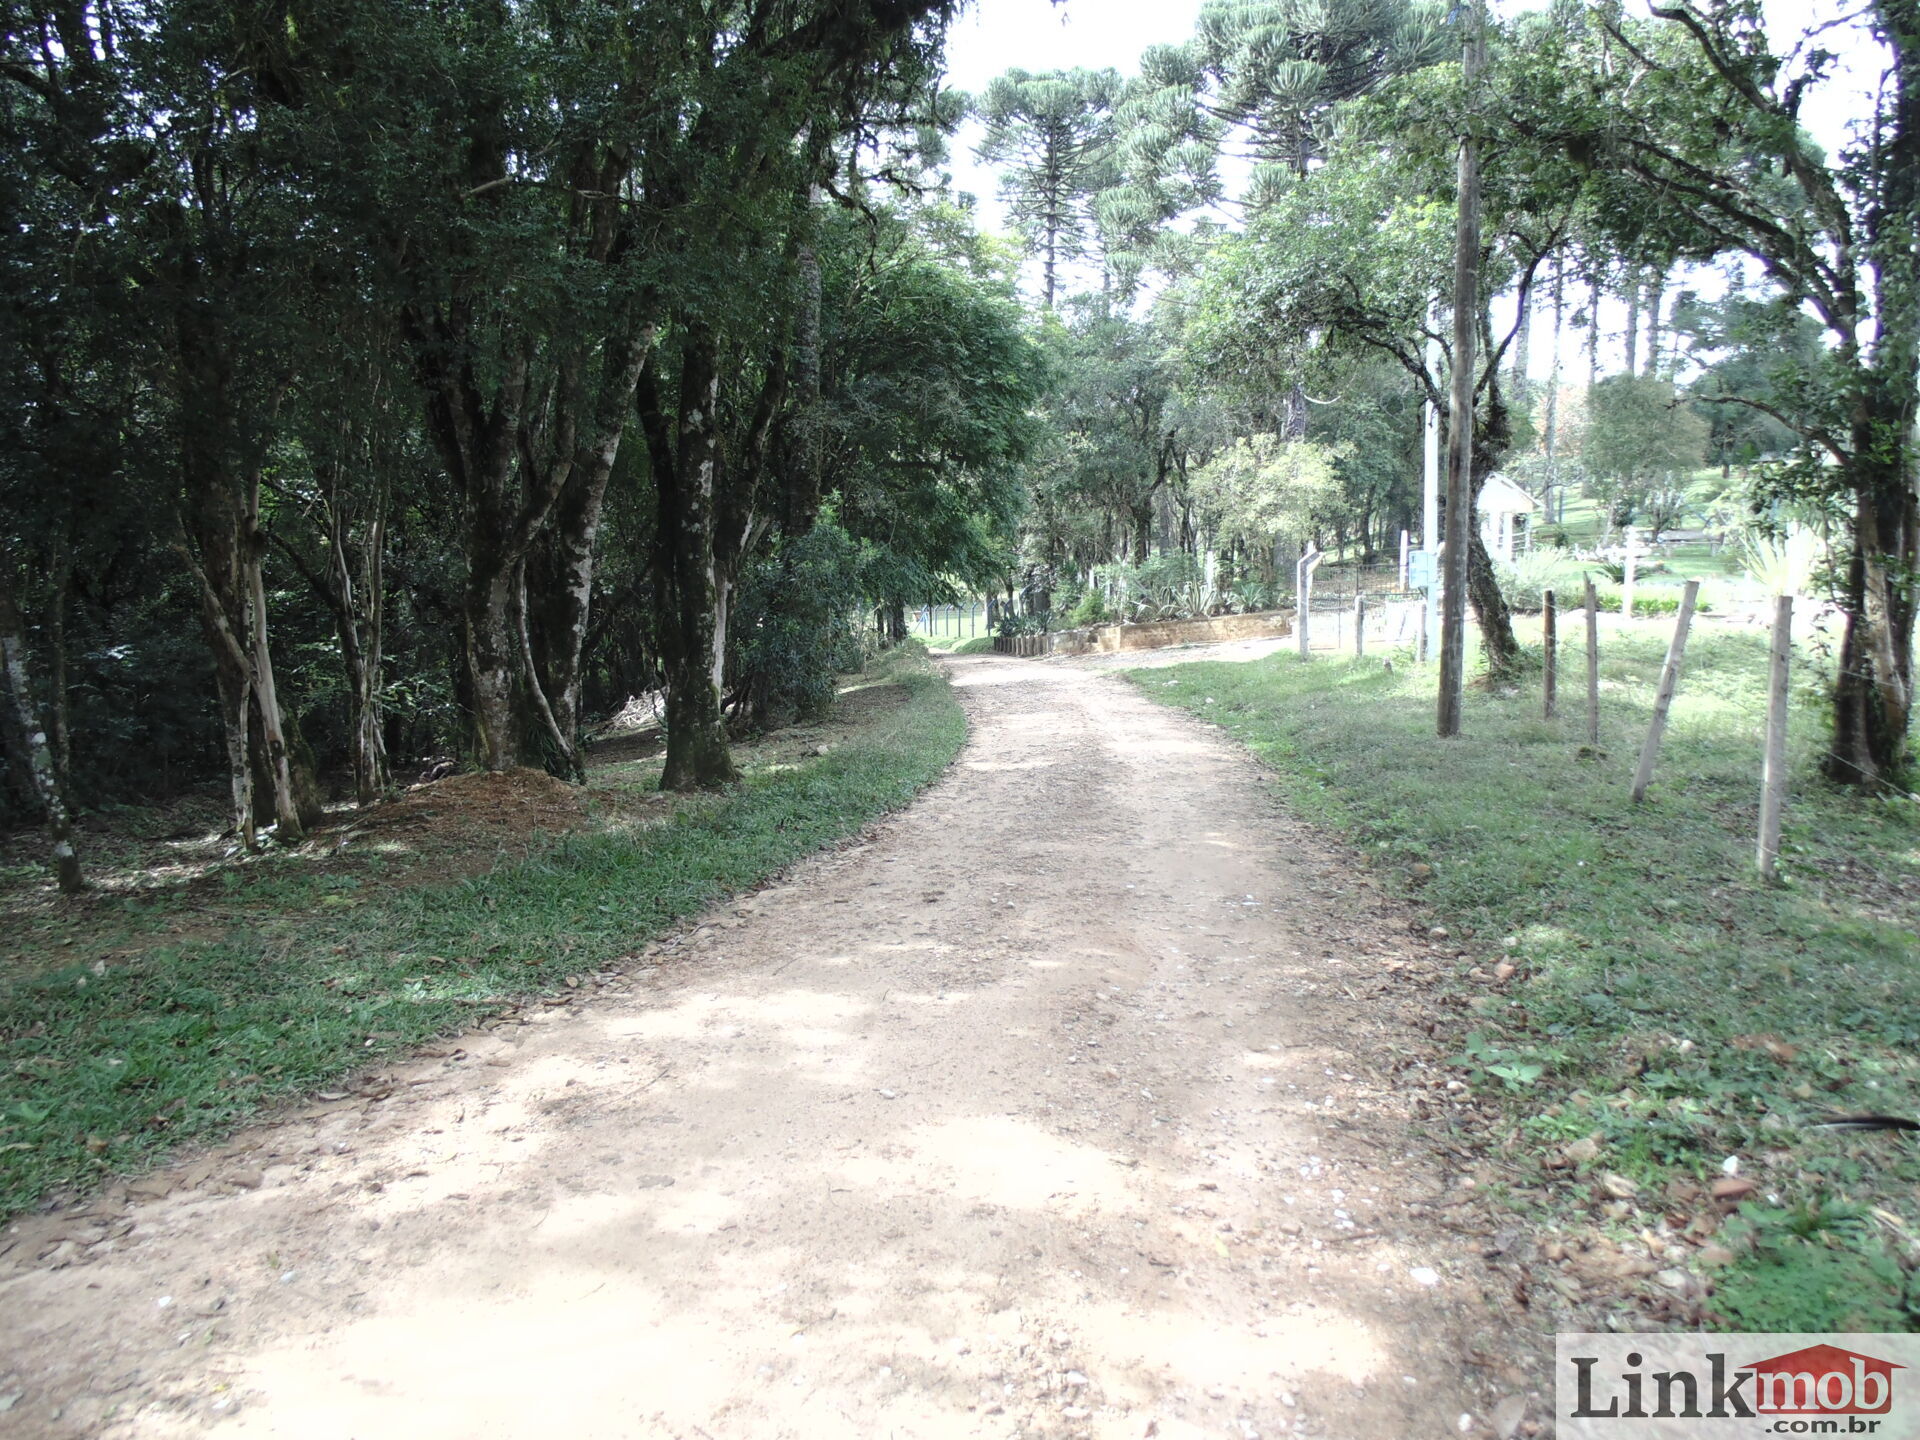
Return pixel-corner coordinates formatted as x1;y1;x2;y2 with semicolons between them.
0;655;1542;1439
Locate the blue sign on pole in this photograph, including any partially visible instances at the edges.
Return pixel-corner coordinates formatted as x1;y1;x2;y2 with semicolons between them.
1408;549;1436;589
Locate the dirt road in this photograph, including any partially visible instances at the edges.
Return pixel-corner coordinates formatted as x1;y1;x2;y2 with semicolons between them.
1;656;1537;1439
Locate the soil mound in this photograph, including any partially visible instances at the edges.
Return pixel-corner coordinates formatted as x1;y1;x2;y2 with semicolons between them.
348;767;586;847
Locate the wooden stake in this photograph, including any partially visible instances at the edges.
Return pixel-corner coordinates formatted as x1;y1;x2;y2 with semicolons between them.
1584;578;1600;749
1757;594;1793;880
1621;530;1638;621
1630;579;1700;802
1542;588;1557;718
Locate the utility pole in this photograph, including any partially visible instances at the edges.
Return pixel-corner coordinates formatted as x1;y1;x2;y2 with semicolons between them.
1420;328;1441;663
1437;0;1485;738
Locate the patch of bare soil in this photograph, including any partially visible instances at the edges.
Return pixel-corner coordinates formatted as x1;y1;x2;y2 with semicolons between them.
339;767;588;851
0;683;906;979
0;658;1550;1439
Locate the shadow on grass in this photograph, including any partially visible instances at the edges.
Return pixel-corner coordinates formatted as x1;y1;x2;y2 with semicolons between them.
0;649;966;1217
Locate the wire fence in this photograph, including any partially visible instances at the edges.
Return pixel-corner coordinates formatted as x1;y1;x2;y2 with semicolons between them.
905;600;990;642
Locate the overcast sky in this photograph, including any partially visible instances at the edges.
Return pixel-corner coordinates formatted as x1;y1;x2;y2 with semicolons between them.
939;0;1210;229
934;0;1891;376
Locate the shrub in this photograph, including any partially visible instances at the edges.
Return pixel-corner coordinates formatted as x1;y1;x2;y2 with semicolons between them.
1065;590;1110;628
729;523;864;729
1734;523;1825;597
1493;552;1584;613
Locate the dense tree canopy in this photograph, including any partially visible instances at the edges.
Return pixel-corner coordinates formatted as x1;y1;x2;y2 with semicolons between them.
1;0;1914;892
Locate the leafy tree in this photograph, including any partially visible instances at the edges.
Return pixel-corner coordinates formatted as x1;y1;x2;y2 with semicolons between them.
1582;374;1709;536
1189;436;1345;559
1183;36;1593;677
1672;291;1828;479
973;68;1122;308
1518;0;1919;785
1099;0;1446;292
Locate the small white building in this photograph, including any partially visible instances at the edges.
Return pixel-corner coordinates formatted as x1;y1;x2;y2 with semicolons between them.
1478;473;1537;562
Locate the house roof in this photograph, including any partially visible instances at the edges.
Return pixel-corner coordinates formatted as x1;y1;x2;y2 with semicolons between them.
1478;473;1537;514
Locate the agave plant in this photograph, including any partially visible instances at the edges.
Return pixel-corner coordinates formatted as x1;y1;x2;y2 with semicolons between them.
1736;524;1824;597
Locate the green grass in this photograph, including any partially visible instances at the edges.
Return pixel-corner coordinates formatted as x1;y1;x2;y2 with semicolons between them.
0;647;965;1216
947;635;998;656
1129;625;1920;1329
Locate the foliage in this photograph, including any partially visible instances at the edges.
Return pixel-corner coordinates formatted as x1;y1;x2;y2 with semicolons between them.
1189;435;1346;550
1510;0;1919;784
1735;524;1827;600
1581;375;1709;532
1711;1210;1913;1332
823;209;1047;609
1065;590;1112;628
1491;552;1584;613
730;523;866;730
972;69;1122;305
1087;554;1225;623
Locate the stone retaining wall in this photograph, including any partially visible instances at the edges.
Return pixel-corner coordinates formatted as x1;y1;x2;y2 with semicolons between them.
1038;609;1294;656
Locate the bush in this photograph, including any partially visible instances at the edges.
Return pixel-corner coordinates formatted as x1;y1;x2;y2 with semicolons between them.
1227;578;1278;613
1493;553;1584;613
1094;553;1226;622
1578;585;1712;616
1065;590;1110;628
730;523;864;729
1734;523;1825;597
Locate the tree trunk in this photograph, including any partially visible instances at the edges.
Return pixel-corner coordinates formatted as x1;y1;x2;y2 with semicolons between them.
242;473;308;839
1544;256;1565;522
0;574;83;892
1826;388;1918;786
179;469;258;846
528;324;656;780
406;316;549;772
463;527;528;773
1438;0;1485;738
1510;282;1531;398
1586;272;1603;384
1623;271;1641;376
654;327;740;791
1465;521;1520;678
1643;267;1666;377
344;486;390;804
47;528;72;785
1825;10;1918;788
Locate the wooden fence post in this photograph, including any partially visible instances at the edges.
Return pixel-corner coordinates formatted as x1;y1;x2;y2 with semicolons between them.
1630;579;1700;802
1757;594;1793;880
1621;529;1639;621
1353;593;1366;657
1542;588;1557;719
1584;578;1601;750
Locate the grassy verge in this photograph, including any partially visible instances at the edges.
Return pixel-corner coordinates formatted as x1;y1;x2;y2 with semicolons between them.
0;646;965;1216
1129;623;1920;1330
947;635;998;656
